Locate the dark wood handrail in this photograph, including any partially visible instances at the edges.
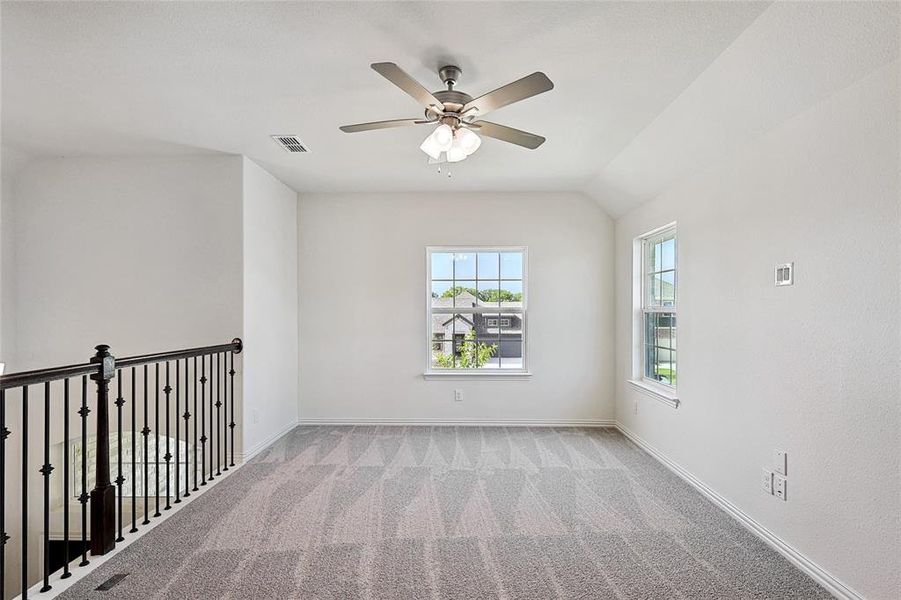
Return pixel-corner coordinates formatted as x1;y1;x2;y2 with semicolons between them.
0;339;242;390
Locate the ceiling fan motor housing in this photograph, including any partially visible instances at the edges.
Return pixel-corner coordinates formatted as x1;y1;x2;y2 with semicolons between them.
426;66;472;125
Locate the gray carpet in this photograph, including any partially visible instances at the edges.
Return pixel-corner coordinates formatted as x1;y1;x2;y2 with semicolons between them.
58;426;830;599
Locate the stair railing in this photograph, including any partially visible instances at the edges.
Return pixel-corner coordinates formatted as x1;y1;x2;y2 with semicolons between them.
0;338;243;599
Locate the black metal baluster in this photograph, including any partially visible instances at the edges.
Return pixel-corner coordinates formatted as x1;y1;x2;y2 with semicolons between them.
142;365;149;525
21;386;28;598
115;371;124;542
216;352;222;477
192;356;198;492
40;382;54;592
78;376;89;567
222;352;228;473
0;389;6;599
182;358;191;499
174;360;181;504
61;380;71;579
209;354;215;482
154;364;160;518
200;356;207;486
130;367;137;533
229;351;235;467
164;362;171;510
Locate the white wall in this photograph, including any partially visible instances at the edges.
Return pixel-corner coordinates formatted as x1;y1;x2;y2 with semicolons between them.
13;156;244;369
614;63;900;600
242;158;298;457
298;192;614;424
0;146;30;367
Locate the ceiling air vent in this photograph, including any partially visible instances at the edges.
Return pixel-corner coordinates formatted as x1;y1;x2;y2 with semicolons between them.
271;135;309;153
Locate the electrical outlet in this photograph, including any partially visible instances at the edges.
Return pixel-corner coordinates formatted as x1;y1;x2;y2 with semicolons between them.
252;408;260;424
454;389;463;402
633;399;639;415
761;468;774;495
774;474;787;501
774;450;787;476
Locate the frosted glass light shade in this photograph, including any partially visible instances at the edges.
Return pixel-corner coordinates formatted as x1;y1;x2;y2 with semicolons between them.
433;124;454;149
456;128;481;155
420;124;455;159
446;138;467;163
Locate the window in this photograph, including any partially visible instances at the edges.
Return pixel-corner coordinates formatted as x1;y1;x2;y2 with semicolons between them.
640;226;677;387
427;248;527;373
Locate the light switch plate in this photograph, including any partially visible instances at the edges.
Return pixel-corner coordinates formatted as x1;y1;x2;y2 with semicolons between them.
774;450;787;476
774;474;787;501
761;468;774;495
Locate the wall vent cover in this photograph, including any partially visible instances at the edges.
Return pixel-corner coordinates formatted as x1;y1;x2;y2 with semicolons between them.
271;135;309;153
775;262;793;286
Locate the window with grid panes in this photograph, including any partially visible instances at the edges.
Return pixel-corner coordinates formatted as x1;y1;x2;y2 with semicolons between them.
641;227;677;387
427;248;526;372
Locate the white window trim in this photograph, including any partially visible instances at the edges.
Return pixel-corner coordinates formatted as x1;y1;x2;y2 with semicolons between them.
631;223;679;407
424;246;531;378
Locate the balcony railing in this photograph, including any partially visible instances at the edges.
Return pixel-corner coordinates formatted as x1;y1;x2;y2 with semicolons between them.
0;338;243;599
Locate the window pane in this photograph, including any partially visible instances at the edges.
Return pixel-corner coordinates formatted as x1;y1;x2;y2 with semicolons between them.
654;242;663;271
431;252;454;280
453;281;478;307
431;340;454;369
477;252;500;279
454;252;476;279
431;281;453;308
644;312;676;387
661;271;675;306
648;273;662;306
478;279;501;307
499;280;523;304
499;313;524;369
476;333;500;370
661;237;675;270
500;252;523;279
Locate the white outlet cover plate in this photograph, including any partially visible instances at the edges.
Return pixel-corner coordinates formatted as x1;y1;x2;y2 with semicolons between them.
761;468;774;494
774;450;787;475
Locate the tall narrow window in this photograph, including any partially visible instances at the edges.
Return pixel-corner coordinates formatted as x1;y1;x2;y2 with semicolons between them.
641;226;677;387
427;248;527;373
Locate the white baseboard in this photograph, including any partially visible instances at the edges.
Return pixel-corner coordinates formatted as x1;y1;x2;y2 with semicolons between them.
615;422;864;600
297;417;616;427
237;420;299;463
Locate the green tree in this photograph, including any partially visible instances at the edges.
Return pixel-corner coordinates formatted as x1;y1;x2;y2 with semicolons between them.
441;287;523;303
434;328;497;368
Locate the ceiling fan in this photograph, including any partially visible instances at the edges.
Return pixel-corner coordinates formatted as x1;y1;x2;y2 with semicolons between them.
339;62;553;164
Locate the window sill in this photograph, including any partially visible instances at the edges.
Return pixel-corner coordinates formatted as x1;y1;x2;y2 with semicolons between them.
627;379;680;408
423;371;532;380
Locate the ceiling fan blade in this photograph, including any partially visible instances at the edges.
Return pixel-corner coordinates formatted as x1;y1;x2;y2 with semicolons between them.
339;118;429;133
463;72;554;116
472;121;546;149
371;62;443;109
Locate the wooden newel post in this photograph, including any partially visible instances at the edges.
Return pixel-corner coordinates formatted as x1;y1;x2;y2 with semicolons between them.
89;344;116;555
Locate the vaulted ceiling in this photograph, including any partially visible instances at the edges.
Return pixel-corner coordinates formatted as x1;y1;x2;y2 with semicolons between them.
2;2;897;216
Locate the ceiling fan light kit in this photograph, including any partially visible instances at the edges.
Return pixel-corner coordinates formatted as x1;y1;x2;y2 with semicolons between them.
339;61;553;172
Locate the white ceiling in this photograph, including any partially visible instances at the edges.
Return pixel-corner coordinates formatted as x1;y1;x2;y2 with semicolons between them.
2;2;898;216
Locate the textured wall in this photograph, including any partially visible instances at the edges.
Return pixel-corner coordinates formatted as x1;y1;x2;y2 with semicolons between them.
242;158;299;456
298;192;615;424
614;64;900;599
